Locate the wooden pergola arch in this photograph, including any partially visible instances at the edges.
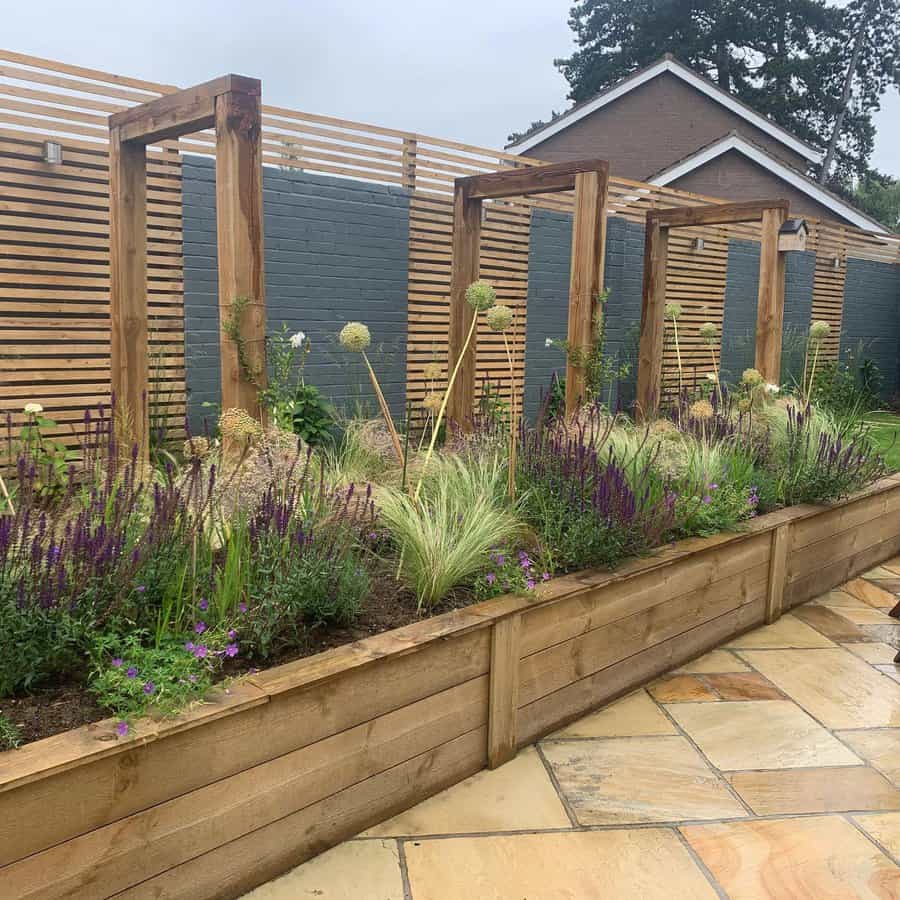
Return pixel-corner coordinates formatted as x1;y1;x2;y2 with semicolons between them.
636;199;790;419
108;75;266;458
447;158;610;426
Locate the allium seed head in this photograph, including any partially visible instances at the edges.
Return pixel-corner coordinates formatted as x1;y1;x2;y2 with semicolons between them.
465;280;496;311
339;321;371;352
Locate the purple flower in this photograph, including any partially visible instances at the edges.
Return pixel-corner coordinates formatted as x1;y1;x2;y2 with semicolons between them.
709;483;718;491
495;554;505;566
111;657;123;668
526;579;536;590
135;585;146;593
225;643;239;658
486;572;496;585
126;666;138;678
116;721;129;737
238;601;248;614
143;681;155;695
227;629;237;640
193;645;208;659
188;674;198;683
542;572;551;581
198;598;209;612
194;621;207;635
185;641;195;652
702;495;712;505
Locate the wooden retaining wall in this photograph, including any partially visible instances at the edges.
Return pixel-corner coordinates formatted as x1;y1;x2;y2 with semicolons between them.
2;474;900;898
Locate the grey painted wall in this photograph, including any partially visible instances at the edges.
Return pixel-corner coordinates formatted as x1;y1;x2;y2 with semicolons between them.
720;240;815;387
183;156;410;431
840;257;900;398
523;210;644;417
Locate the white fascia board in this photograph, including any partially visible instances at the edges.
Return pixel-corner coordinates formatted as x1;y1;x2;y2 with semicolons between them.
650;134;886;234
509;59;822;165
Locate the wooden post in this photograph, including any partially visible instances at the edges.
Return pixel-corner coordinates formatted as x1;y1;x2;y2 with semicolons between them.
401;137;417;192
766;523;791;623
487;613;521;769
565;169;608;416
108;128;148;459
446;184;482;431
635;217;669;421
755;206;788;384
215;86;267;418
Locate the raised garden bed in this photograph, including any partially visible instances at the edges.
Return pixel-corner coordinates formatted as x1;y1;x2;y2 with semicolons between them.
3;474;900;900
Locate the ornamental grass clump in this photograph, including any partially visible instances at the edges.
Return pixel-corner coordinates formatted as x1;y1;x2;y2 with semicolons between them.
379;453;524;609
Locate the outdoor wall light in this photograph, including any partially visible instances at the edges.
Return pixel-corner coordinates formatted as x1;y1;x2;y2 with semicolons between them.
832;255;842;270
691;237;705;252
42;141;63;165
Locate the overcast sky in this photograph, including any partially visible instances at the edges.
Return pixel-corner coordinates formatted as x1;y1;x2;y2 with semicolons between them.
4;0;899;176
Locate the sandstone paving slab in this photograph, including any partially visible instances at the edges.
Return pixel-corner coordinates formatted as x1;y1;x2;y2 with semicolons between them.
541;735;745;825
844;642;900;664
363;747;570;837
675;649;751;673
404;828;719;900
791;604;871;642
665;700;861;771
241;839;403;900
740;649;900;729
844;578;899;609
838;729;900;785
855;812;900;862
647;674;718;703
728;766;900;815
724;615;836;649
682;815;900;899
547;689;676;738
701;672;784;700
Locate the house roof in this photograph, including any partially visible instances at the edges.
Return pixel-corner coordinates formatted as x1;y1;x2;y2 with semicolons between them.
649;132;887;234
507;55;823;165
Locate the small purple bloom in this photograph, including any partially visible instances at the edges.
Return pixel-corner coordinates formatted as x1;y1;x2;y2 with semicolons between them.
198;598;209;612
225;643;239;658
227;629;237;640
238;601;248;614
111;657;123;668
194;621;207;635
542;572;551;581
709;483;718;490
116;721;129;737
486;572;496;585
188;674;198;683
135;585;146;593
185;641;195;652
143;681;155;695
496;554;505;567
126;666;138;679
702;495;712;505
526;579;536;590
193;645;208;659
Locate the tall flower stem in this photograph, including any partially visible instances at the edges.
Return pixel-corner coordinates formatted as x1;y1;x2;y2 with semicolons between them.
672;318;683;395
502;332;518;501
361;351;404;465
414;313;479;502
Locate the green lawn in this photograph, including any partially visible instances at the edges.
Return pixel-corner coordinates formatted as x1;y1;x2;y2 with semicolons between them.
863;411;900;471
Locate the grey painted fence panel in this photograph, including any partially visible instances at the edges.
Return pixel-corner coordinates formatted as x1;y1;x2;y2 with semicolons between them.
183;157;410;432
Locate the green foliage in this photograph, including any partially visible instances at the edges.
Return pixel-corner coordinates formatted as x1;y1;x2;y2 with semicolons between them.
6;408;74;500
291;384;336;447
478;379;510;428
546;290;631;405
89;632;220;731
472;548;551;601
380;454;526;609
812;346;882;416
0;713;21;751
222;296;264;386
853;169;900;233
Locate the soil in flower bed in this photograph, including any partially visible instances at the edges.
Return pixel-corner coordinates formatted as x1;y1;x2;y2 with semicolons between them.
0;575;474;749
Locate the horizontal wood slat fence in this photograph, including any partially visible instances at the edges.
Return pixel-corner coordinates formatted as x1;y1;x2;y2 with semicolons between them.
1;49;898;442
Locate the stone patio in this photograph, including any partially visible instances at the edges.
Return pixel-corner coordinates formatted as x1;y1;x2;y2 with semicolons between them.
244;566;900;899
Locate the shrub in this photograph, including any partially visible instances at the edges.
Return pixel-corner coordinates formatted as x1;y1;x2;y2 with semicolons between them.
0;713;21;750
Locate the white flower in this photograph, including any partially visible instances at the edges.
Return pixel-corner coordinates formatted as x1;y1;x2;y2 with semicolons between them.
545;337;554;349
765;383;780;394
705;373;718;383
23;402;43;415
289;331;306;349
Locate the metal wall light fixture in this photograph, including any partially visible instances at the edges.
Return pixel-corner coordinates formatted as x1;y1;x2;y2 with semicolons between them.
691;237;705;252
42;141;63;165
